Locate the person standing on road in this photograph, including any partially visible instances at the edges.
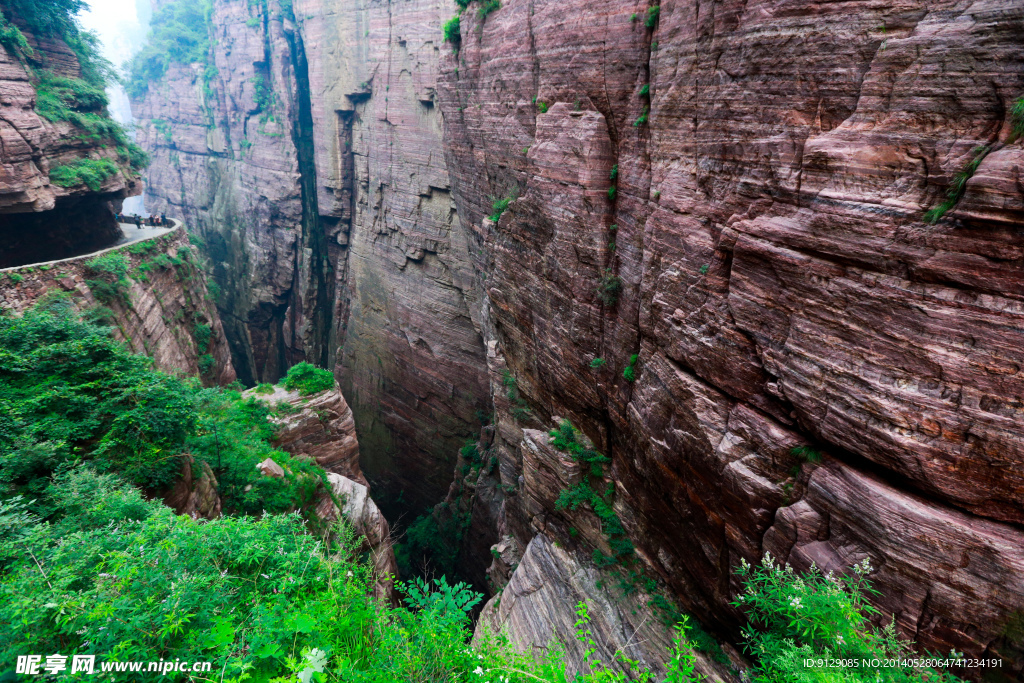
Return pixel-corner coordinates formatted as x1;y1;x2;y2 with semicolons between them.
161;213;167;226
135;215;142;230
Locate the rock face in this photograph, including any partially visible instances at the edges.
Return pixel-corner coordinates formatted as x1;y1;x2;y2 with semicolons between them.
477;534;737;681
134;0;1024;678
439;0;1024;677
0;22;141;265
315;473;399;602
244;383;397;600
0;226;235;383
133;0;488;515
164;454;223;519
246;383;364;483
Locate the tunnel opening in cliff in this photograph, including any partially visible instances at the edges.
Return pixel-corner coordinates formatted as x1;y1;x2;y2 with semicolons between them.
0;195;124;268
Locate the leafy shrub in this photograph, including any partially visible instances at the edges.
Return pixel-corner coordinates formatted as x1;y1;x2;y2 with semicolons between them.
623;353;639;382
590;357;606;369
791;445;823;464
282;361;335;395
246;15;260;27
197;353;215;375
443;14;460;42
734;555;965;683
699;264;709;275
0;15;31;59
639;83;650;98
255;382;275;394
597;269;623;306
645;5;660;27
193;321;212;351
537;100;549;113
7;273;23;284
610;163;618;180
478;0;500;18
489;192;516;222
608;185;617;199
84;251;130;305
49;158;120;191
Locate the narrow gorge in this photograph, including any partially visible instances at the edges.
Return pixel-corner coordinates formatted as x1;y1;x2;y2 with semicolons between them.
2;0;1023;680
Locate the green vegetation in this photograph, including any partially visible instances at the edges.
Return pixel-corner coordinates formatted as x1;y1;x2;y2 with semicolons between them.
193;321;212;351
7;273;24;284
634;105;649;127
610;164;618;180
256;382;276;394
502;368;532;422
478;0;500;18
246;15;260;28
608;186;617;199
0;14;31;59
281;361;335;396
791;445;823;464
489;191;517;222
83;251;131;305
645;5;660;28
623;353;639;382
698;264;709;275
597;269;623;306
590;357;607;369
49;157;120;191
734;555;964;683
443;14;461;42
126;0;213;98
639;83;650;98
924;145;990;224
1012;96;1024;140
537;100;550;113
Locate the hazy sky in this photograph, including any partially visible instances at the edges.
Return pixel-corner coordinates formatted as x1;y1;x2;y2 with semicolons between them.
78;0;150;69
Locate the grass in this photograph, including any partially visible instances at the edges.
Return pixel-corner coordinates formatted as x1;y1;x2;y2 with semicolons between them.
924;145;989;224
537;100;549;113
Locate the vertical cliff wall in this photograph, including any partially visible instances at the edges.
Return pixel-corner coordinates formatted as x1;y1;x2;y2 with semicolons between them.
438;0;1024;676
134;0;488;513
133;0;1024;677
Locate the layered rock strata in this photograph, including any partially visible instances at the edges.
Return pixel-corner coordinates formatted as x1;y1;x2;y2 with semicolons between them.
245;382;398;599
438;0;1024;677
0;22;141;263
134;0;487;514
0;226;235;383
134;0;1024;678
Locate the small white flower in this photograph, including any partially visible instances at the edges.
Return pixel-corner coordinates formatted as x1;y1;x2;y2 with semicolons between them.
836;635;845;645
473;666;484;675
789;597;803;609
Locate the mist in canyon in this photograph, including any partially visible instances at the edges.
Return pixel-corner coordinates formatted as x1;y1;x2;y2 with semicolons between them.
1;0;1023;680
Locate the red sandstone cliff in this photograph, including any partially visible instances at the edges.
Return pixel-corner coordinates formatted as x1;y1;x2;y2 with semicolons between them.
0;18;143;264
133;0;1024;677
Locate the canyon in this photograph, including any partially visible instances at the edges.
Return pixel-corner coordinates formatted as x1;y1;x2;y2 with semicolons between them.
131;0;1024;677
2;0;1023;678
